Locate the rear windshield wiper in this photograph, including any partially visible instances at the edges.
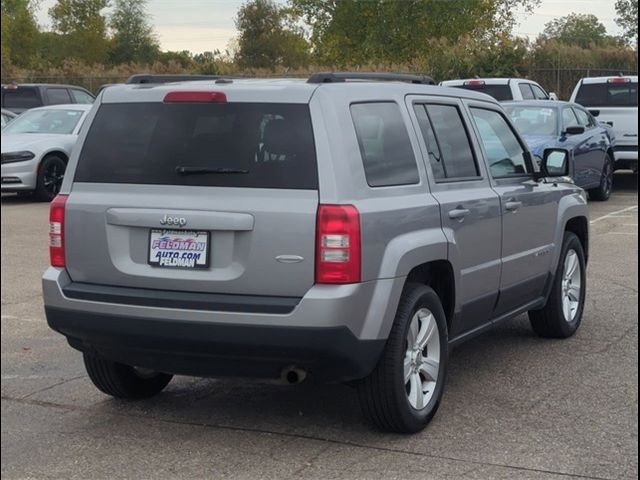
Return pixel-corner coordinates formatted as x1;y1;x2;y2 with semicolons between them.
175;166;249;175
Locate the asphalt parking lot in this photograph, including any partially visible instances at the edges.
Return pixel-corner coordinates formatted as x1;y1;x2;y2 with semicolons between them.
1;174;638;480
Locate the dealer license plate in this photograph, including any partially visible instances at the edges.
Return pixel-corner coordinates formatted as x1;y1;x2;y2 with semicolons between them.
148;229;210;269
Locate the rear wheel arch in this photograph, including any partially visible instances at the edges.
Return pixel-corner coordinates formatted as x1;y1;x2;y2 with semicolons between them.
405;260;455;331
565;216;589;264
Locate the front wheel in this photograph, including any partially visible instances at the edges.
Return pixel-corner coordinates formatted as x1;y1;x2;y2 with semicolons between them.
357;284;448;433
35;155;66;202
83;353;173;399
529;232;586;338
588;154;613;201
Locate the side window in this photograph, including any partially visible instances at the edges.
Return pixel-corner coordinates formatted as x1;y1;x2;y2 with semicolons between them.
573;107;595;128
47;88;72;105
518;84;535;100
417;104;479;180
70;89;95;104
350;102;420;187
531;84;549;100
562;107;580;130
470;108;529;178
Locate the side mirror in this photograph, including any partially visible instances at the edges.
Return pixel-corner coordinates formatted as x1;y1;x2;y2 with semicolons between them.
589;109;601;117
541;149;570;177
549;92;559;101
564;125;585;135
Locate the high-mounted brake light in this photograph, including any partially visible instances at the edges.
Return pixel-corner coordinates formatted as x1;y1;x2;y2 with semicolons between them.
607;77;631;84
315;204;361;284
464;79;485;87
49;194;68;267
163;91;227;103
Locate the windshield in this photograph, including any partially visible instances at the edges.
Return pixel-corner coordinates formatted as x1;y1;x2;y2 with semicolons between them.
504;106;558;136
3;108;84;135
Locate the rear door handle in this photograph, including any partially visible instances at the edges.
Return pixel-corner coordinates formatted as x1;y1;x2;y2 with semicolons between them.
505;201;522;212
448;208;470;220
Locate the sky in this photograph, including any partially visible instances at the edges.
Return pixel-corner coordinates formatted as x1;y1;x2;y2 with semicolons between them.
34;0;624;55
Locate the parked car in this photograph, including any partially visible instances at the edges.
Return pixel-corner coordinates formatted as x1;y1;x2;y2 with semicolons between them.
1;83;94;114
1;104;92;201
504;100;615;201
42;73;589;433
1;108;17;128
440;78;558;102
570;75;638;172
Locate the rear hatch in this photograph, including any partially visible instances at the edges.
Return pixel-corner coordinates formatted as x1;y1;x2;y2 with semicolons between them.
1;86;43;113
574;78;638;148
65;96;319;297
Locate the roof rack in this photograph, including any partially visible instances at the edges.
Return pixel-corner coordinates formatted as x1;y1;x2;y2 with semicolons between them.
126;74;226;84
307;72;435;85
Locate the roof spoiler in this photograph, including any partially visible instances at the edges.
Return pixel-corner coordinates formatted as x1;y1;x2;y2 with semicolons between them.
125;74;231;84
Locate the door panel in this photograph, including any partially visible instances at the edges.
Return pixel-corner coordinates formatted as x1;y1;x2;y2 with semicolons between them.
408;98;502;336
467;104;558;315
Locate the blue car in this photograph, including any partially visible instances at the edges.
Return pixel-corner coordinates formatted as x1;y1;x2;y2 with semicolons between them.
504;100;615;201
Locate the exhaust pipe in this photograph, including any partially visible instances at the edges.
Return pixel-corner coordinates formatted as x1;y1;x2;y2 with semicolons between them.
281;365;307;384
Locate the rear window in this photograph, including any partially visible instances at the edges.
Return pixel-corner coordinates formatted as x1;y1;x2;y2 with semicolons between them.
2;88;42;109
75;102;318;189
453;84;513;101
575;81;638;107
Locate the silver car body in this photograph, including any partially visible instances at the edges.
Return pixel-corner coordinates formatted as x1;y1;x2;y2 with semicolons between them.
43;80;589;381
1;104;91;192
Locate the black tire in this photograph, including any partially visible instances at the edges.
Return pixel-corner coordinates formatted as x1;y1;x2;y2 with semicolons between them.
357;283;448;433
588;153;613;201
35;155;66;202
529;232;586;338
83;353;173;399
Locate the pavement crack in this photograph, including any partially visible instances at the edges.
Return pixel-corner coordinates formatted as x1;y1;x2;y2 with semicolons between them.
18;375;85;400
0;394;617;480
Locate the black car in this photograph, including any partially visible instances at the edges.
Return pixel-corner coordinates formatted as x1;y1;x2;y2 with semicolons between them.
1;83;95;114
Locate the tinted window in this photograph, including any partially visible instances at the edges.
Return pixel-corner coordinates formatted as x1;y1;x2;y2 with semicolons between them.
3;108;84;134
519;84;535;99
1;88;42;109
562;107;580;129
531;84;549;100
70;89;94;104
47;88;72;105
454;84;513;101
417;104;478;180
351;102;419;187
505;106;557;136
470;108;529;178
575;81;638;107
75;103;318;189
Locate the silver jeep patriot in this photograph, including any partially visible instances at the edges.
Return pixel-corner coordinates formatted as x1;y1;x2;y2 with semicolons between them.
42;73;589;433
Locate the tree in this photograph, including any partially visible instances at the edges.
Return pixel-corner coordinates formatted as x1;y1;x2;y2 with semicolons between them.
290;0;540;65
615;0;638;46
539;13;617;48
109;0;159;64
1;0;40;67
49;0;110;64
235;0;310;69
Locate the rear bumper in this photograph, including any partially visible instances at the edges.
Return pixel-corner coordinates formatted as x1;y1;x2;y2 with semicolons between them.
612;146;638;169
43;268;404;382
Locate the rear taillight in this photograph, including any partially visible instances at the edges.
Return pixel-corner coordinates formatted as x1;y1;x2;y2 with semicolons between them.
315;204;361;284
464;79;485;87
49;194;68;267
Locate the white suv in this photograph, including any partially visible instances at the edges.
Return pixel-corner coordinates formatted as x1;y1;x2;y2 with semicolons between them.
440;78;557;102
570;76;638;172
